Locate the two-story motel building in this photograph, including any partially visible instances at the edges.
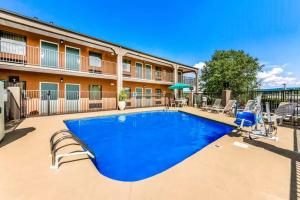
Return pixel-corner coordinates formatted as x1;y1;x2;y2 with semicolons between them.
0;9;198;116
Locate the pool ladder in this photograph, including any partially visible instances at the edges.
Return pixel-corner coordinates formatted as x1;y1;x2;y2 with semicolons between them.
50;129;95;169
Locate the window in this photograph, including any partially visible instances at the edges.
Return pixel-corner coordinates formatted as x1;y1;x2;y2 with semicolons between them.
124;87;131;98
123;59;131;72
65;46;80;71
178;71;183;83
89;52;102;67
135;88;143;107
155;66;162;80
89;85;102;100
0;31;26;55
41;41;58;68
145;88;152;99
145;64;152;80
145;88;152;106
155;89;162;99
40;83;58;101
66;84;80;100
135;62;143;78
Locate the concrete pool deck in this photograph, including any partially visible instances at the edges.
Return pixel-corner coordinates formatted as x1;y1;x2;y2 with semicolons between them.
0;107;299;200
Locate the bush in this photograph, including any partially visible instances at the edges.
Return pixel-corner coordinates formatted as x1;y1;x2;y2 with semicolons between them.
119;89;127;101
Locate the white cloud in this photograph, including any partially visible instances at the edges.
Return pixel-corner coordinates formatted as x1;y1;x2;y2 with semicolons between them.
257;67;283;79
257;64;300;88
193;62;206;70
259;61;270;66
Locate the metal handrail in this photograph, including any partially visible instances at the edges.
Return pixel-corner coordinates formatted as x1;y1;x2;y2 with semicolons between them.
50;129;71;149
51;135;75;152
50;129;95;169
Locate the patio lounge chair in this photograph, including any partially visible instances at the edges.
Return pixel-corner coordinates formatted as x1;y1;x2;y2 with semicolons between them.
201;98;222;111
237;100;255;112
211;99;237;115
263;102;297;125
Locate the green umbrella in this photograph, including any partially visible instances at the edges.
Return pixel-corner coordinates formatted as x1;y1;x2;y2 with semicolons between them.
168;83;191;90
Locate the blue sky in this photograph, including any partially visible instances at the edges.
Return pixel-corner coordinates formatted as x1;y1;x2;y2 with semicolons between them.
1;0;300;88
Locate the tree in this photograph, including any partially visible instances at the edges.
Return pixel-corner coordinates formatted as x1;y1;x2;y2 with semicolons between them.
201;50;262;94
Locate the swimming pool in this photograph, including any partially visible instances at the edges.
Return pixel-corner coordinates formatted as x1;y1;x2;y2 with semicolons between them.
65;111;234;182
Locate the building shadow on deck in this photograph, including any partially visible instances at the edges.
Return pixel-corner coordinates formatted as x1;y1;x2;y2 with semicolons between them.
0;127;36;148
242;128;300;200
5;119;24;132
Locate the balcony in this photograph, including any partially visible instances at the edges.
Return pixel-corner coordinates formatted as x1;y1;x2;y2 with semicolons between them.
0;41;117;76
178;76;196;86
122;65;174;83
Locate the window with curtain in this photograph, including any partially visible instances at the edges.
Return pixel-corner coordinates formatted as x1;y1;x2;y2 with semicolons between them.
145;88;152;99
41;41;58;68
89;85;102;100
155;88;162;99
40;83;58;100
155;66;162;80
123;59;131;72
0;31;26;55
145;64;151;80
66;47;80;71
89;52;102;67
178;71;183;83
124;87;131;98
66;84;80;100
135;63;143;78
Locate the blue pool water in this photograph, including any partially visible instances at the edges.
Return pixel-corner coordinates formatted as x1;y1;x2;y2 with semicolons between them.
65;111;234;182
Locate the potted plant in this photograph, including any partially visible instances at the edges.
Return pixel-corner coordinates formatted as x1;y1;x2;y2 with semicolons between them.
118;89;127;110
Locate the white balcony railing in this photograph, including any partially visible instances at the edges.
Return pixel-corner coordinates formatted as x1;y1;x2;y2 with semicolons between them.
0;41;193;84
178;76;196;86
123;65;174;83
0;41;117;75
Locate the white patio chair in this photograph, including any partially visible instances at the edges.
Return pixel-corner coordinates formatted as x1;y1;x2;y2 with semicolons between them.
211;100;237;115
202;98;222;111
263;102;297;125
170;99;176;107
178;98;188;107
237;100;255;112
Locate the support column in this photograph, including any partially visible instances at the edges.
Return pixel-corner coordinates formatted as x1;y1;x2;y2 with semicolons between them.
113;47;127;103
174;65;178;98
195;69;199;93
116;53;123;95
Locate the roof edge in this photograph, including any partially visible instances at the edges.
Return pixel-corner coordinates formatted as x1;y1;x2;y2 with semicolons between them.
0;8;195;70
